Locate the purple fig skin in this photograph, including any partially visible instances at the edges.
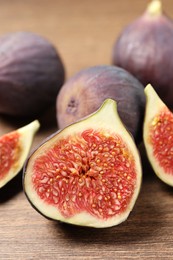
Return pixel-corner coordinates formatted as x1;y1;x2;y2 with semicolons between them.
56;65;145;143
112;7;173;109
0;31;65;117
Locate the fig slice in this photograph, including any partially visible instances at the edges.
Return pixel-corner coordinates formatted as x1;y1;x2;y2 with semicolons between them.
23;99;142;228
143;84;173;186
0;120;40;188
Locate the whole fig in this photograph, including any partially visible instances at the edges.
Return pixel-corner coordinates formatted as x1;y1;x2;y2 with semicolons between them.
0;31;65;117
56;65;145;143
112;0;173;109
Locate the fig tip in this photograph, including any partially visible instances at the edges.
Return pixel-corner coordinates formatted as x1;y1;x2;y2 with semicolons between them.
146;0;162;16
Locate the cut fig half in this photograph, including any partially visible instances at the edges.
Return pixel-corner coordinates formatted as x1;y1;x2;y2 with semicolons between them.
23;99;142;228
0;120;40;188
143;84;173;186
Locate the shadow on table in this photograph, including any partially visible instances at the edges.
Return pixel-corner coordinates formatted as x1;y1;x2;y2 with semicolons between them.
0;171;23;203
0;104;58;131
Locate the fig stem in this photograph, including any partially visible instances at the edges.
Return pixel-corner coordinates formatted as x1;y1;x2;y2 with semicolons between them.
146;0;162;16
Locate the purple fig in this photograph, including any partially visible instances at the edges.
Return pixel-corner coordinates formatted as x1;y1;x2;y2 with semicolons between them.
56;65;145;143
0;32;65;117
112;0;173;109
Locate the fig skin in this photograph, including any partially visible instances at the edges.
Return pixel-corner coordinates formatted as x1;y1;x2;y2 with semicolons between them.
56;65;145;143
112;0;173;109
23;99;142;228
0;31;65;117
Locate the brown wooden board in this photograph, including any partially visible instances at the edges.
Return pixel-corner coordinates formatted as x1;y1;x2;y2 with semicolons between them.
0;1;173;259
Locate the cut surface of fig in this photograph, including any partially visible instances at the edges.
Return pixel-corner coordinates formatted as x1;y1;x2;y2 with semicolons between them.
0;120;40;188
143;84;173;186
24;99;142;228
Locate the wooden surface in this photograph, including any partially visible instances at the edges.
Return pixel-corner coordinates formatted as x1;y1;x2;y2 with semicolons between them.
1;0;173;259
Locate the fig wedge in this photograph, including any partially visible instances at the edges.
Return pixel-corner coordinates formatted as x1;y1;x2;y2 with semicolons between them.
0;120;40;188
143;84;173;186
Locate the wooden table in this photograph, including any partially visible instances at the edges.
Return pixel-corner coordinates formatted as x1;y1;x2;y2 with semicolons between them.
1;0;173;259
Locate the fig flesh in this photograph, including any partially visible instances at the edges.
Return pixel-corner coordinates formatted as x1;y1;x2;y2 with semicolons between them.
0;31;65;117
112;0;173;109
56;65;145;143
24;99;142;228
143;84;173;186
0;120;40;188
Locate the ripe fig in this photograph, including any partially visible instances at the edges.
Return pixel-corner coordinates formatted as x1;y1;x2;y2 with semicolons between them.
0;120;40;188
23;99;142;228
112;0;173;109
0;31;65;117
56;65;145;143
143;84;173;186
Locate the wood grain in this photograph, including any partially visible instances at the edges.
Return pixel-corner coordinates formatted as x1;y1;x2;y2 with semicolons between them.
1;0;173;259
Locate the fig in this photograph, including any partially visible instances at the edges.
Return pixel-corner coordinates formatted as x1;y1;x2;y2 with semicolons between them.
0;31;65;117
112;0;173;109
143;84;173;186
23;99;142;228
56;65;145;143
0;120;40;188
